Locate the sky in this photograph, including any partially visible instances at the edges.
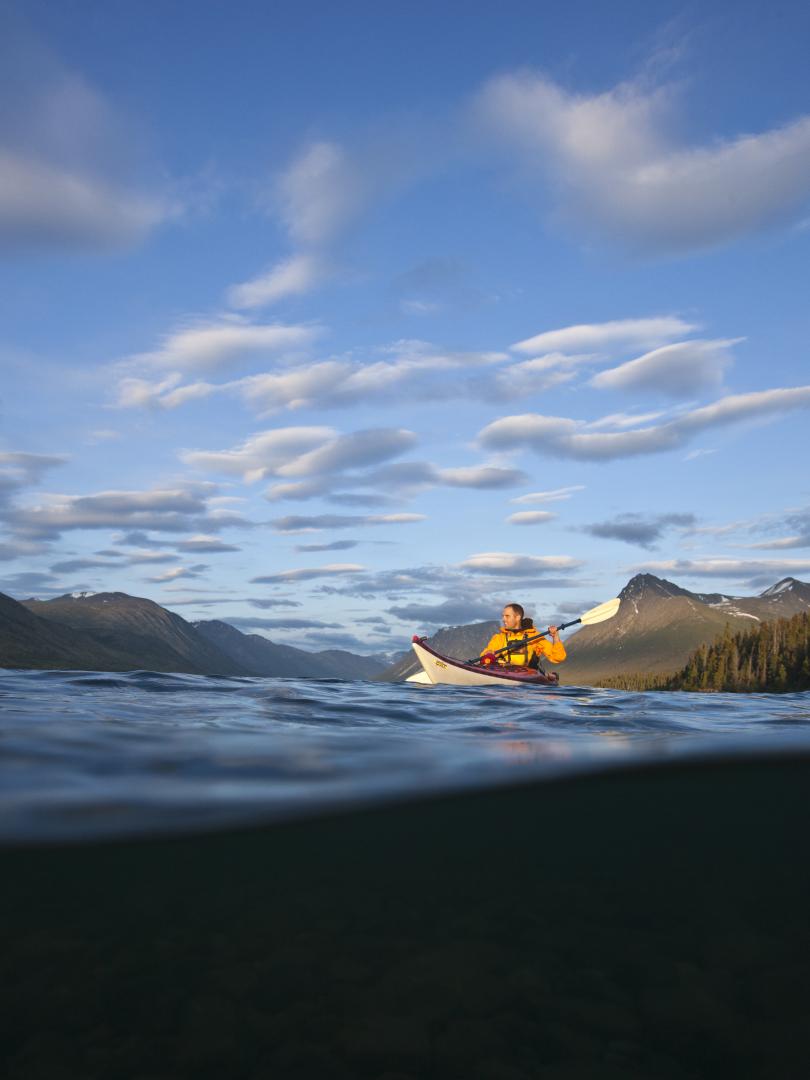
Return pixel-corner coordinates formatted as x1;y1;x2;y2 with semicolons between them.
1;0;810;655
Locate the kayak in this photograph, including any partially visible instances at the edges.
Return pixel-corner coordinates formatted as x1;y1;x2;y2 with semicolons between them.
407;636;560;687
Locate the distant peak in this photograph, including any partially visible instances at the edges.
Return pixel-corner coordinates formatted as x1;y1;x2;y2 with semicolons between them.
759;578;797;597
620;573;690;600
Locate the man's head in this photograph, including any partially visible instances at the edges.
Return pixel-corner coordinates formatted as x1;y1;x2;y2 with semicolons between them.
502;602;524;631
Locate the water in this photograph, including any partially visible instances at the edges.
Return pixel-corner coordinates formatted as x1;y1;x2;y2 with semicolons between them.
2;668;809;844
2;669;810;1078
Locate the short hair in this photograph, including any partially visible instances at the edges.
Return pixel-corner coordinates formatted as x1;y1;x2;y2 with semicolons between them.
504;602;524;618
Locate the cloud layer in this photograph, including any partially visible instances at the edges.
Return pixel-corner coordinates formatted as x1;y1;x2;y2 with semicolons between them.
475;71;810;252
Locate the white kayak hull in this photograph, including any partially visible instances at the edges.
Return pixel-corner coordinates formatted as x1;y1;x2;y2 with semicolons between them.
408;638;559;688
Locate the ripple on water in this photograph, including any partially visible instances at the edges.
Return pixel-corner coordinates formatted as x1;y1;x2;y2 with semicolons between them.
0;668;809;843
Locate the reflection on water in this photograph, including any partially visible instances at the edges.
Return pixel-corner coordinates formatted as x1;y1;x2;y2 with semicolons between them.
2;757;809;1079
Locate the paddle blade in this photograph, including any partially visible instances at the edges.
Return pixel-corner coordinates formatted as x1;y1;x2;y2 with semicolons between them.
579;597;621;626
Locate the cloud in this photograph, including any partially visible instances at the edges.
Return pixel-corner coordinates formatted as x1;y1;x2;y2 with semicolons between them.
295;540;360;552
478;385;810;461
511;316;696;355
506;511;556;526
181;427;336;480
248;597;302;609
632;557;810;579
118;338;511;416
6;485;250;540
0;40;170;253
49;557;118;574
119;317;318;374
582;512;696;549
388;598;496;625
115;373;216;409
475;71;810;252
269;513;425;533
590;339;740;397
264;460;525;503
276;428;418;478
436;465;526;488
227;253;325;309
223;616;343;631
175;536;241;553
275;141;365;247
146;565;208;583
460;552;582;575
0;451;67;503
0;539;48;561
745;507;810;550
251;563;365;584
0;149;167;253
511;486;585;505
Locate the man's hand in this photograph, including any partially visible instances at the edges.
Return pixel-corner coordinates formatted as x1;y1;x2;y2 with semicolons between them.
548;625;560;641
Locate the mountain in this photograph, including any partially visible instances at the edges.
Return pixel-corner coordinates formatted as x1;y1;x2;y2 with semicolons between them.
192;619;386;680
562;574;810;684
377;575;810;685
379;621;499;682
22;592;245;675
0;591;146;671
1;592;388;679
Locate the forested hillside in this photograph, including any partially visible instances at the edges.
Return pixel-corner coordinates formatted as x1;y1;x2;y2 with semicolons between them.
598;613;810;693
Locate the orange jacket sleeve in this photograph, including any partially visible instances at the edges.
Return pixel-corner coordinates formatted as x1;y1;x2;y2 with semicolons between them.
481;631;507;656
532;636;566;664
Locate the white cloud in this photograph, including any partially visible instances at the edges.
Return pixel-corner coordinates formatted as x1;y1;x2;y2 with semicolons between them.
116;338;511;415
590;339;740;397
276;141;364;247
479;385;810;461
511;486;585;505
506;511;556;526
0;46;172;254
122;318;318;374
0;451;67;502
435;465;526;488
147;565;206;583
632;557;810;578
275;428;418;478
251;563;365;583
476;71;810;252
227;253;325;309
7;485;249;540
0;149;166;253
270;513;425;533
511;316;695;355
181;427;336;481
460;552;582;575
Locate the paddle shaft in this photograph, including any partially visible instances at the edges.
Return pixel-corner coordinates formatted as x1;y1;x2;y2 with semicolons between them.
466;620;577;666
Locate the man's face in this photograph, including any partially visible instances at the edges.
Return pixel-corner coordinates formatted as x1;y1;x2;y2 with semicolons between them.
502;607;522;630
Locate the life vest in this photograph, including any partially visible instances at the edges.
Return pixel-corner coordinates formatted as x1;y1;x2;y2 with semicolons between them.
500;629;533;666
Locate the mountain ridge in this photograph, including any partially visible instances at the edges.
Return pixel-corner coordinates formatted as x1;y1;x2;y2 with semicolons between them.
0;592;386;679
378;574;810;684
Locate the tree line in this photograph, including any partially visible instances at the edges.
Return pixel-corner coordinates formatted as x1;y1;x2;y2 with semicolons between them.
597;612;810;693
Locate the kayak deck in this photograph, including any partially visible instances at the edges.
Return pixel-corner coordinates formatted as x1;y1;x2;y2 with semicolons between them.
408;637;560;687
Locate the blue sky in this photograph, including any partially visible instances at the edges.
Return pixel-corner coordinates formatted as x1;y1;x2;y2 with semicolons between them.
2;0;810;653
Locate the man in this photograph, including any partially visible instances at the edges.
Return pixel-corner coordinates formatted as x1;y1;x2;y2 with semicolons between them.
480;603;566;668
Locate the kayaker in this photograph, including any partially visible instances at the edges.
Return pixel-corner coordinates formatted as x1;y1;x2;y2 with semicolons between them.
480;603;566;668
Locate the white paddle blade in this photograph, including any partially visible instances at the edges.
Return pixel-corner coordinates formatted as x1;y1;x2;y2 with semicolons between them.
579;597;621;626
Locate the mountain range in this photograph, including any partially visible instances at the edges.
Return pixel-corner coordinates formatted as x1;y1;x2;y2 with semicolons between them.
379;575;810;684
3;575;809;683
0;591;391;680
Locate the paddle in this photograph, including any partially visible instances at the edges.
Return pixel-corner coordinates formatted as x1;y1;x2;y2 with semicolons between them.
466;596;621;665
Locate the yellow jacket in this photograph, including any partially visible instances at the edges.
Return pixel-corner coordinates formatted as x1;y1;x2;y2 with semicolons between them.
481;626;567;667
